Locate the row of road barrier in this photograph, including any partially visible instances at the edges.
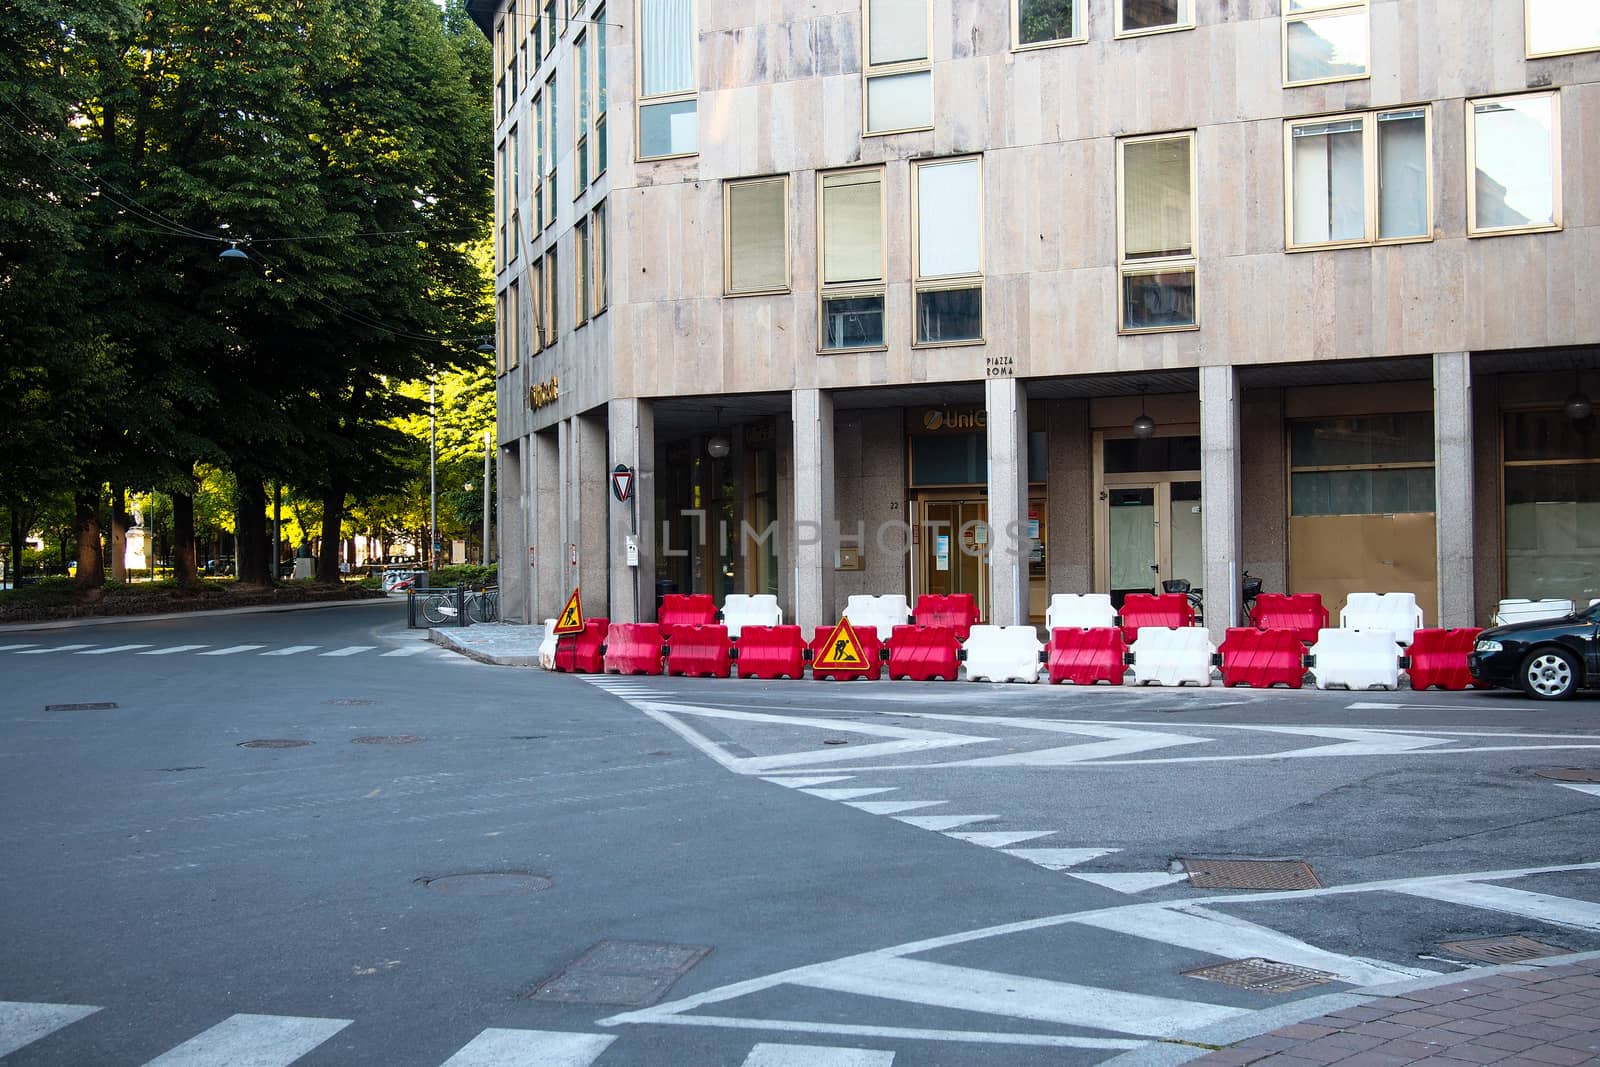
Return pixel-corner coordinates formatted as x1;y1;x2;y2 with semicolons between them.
536;592;1492;691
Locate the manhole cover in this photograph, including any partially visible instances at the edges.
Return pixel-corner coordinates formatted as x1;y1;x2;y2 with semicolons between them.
1182;858;1322;890
156;766;205;772
822;738;849;746
529;940;712;1007
1439;936;1568;963
417;872;552;896
237;739;313;749
1535;768;1600;783
352;735;423;745
1182;958;1336;994
45;702;118;711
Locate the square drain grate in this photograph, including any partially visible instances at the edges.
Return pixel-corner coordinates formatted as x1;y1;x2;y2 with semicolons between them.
1438;936;1568;964
529;940;711;1007
1182;957;1337;994
1181;858;1322;890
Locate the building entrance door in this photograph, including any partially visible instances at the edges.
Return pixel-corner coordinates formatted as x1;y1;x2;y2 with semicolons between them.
1103;479;1202;607
919;497;989;621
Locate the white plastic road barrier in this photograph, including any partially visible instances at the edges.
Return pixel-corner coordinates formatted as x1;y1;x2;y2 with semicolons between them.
843;594;911;642
1309;628;1399;690
1492;598;1576;626
538;620;558;670
962;625;1043;683
1339;592;1424;645
722;593;783;638
1045;593;1117;631
1128;627;1214;687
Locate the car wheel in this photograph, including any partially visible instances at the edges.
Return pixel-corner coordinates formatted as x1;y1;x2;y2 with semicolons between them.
1520;648;1580;701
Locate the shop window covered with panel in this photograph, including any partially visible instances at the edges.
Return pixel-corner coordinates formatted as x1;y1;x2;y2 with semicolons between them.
1504;409;1600;607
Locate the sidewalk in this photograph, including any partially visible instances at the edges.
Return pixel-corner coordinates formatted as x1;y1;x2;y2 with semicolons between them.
1182;954;1600;1066
429;621;546;666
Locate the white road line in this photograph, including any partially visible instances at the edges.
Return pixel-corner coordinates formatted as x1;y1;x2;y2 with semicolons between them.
760;776;855;789
75;644;152;655
139;645;209;656
614;1014;1141;1050
378;646;432;657
741;1042;894;1066
0;644;40;652
894;814;999;831
261;646;320;657
0;1001;101;1058
198;645;267;657
1559;783;1600;798
944;830;1055;848
1394;880;1600;932
142;1013;350;1067
438;1028;615;1067
845;801;945;815
320;646;376;657
791;957;1245;1038
802;787;896;801
1074;904;1432;984
1003;847;1118;871
17;644;94;655
1067;871;1190;894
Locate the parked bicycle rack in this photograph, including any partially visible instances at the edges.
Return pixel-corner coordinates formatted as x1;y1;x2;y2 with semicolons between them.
406;586;470;629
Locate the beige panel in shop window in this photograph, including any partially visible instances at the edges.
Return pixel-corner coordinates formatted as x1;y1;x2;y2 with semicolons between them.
1289;513;1437;627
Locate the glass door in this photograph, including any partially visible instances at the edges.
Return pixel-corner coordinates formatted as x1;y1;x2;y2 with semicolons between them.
1108;485;1158;607
1167;481;1203;591
920;497;989;620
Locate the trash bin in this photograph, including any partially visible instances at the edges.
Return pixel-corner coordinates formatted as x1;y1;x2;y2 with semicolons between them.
655;578;678;609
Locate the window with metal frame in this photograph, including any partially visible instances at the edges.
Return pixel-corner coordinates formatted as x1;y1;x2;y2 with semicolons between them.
534;90;545;229
818;168;886;351
1283;0;1368;87
1467;91;1561;237
575;217;589;327
530;257;544;353
864;0;932;135
724;176;789;296
495;15;506;120
544;0;557;56
508;1;519;92
507;279;521;371
637;0;697;159
575;29;589;191
591;201;609;316
495;289;507;375
545;73;558;227
912;157;983;346
1525;0;1600;58
1503;408;1600;604
1289;414;1435;517
1285;106;1430;250
1116;131;1197;333
1116;0;1192;38
1014;0;1083;48
594;5;607;176
495;138;508;270
508;123;521;264
543;249;558;346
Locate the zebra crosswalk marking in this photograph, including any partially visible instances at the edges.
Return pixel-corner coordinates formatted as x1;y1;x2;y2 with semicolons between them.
741;1043;894;1066
0;644;40;652
943;830;1054;848
801;787;896;801
380;645;432;657
17;643;94;654
198;645;267;656
437;1028;615;1067
893;814;998;831
75;644;152;655
1002;847;1118;871
138;645;210;656
321;646;376;657
260;645;319;657
0;1001;100;1058
844;801;944;815
140;1013;350;1067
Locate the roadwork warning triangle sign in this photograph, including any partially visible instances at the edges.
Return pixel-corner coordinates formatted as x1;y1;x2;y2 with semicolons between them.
815;616;869;669
553;587;585;635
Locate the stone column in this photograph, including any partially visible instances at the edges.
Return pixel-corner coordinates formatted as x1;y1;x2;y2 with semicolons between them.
557;418;574;599
791;388;835;631
498;439;527;623
985;377;1029;626
1200;365;1243;644
575;412;610;617
1434;352;1476;627
531;428;561;622
607;398;656;623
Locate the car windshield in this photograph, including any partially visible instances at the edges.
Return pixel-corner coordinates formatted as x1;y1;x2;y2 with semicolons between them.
1582;602;1600;623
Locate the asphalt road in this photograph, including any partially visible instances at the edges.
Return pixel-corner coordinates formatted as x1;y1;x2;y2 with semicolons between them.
2;603;1599;1066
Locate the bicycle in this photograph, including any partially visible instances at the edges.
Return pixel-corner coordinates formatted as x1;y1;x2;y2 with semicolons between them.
1160;571;1263;623
467;586;498;623
420;590;458;625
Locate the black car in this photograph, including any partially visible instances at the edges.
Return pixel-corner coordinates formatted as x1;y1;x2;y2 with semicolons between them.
1468;602;1600;700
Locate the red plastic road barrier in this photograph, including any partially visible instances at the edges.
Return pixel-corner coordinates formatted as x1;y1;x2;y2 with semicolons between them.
664;623;732;678
603;622;665;675
912;594;981;640
887;625;961;681
1218;627;1305;689
552;618;609;674
1119;593;1195;644
1249;593;1330;644
1407;627;1488;691
732;625;807;679
809;626;883;681
659;593;718;631
1045;627;1126;686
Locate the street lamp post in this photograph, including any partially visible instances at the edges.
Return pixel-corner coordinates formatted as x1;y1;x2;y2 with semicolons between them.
429;375;438;572
482;429;492;566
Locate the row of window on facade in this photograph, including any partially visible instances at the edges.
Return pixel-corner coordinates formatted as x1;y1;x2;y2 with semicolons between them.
495;201;611;376
715;90;1562;345
630;0;1598;160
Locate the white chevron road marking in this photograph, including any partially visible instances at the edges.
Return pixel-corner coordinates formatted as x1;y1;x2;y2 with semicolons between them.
437;1028;615;1067
142;1013;350;1067
1002;847;1118;870
0;1001;101;1058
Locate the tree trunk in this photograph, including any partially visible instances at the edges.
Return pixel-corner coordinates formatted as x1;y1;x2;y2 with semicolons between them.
172;491;198;587
110;488;129;583
234;476;270;585
316;477;347;584
74;491;105;589
9;506;23;586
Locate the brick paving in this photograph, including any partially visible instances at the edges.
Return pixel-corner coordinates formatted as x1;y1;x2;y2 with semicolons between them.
1192;961;1600;1065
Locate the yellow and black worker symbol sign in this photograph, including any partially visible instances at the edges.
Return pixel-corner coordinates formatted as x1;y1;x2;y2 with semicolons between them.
553;587;585;635
815;616;869;670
